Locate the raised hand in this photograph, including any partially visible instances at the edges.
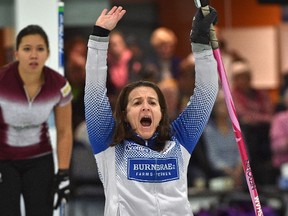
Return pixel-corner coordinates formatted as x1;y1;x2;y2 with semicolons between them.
190;6;217;45
95;6;126;31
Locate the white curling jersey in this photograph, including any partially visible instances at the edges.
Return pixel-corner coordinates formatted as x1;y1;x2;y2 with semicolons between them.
85;35;218;216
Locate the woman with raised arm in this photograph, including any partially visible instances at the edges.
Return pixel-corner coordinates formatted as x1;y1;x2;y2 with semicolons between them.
85;6;218;216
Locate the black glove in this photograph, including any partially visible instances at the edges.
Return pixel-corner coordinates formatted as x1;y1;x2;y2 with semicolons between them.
190;7;217;44
54;169;70;209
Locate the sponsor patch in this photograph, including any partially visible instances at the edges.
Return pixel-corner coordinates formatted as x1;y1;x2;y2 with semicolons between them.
128;158;179;182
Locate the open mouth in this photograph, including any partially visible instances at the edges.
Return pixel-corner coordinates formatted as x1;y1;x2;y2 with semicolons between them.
29;62;38;67
140;116;152;127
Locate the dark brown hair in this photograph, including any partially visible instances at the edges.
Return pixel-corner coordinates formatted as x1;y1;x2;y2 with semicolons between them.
16;25;49;51
111;81;172;151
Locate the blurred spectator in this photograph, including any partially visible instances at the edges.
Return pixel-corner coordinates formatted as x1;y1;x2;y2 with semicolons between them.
187;135;210;188
64;37;103;215
178;55;205;188
107;31;132;94
231;60;275;185
203;90;243;188
107;31;147;109
65;36;87;131
126;34;147;83
68;122;105;216
64;36;104;216
146;27;182;82
188;90;244;189
158;78;180;121
141;63;159;83
177;54;196;112
270;88;288;169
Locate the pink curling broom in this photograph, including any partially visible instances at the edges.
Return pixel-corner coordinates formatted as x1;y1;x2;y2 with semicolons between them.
193;0;264;215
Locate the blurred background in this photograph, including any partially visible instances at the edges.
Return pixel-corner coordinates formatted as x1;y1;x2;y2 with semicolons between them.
1;0;288;90
1;0;288;89
1;0;288;215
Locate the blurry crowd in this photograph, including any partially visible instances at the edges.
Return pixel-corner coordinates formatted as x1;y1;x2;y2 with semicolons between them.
64;26;288;201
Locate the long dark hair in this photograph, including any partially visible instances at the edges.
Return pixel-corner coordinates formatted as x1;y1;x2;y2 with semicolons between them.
111;81;172;151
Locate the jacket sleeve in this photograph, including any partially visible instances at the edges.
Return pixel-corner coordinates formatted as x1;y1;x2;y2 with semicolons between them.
172;43;218;154
84;35;115;154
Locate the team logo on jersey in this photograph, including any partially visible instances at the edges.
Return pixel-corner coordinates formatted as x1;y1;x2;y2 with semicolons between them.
61;82;71;97
127;158;179;182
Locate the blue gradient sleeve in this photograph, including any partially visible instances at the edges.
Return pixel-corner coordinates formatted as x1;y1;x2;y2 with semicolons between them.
172;47;218;154
84;36;115;154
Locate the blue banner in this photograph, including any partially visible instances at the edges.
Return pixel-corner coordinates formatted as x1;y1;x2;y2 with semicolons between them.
128;158;179;183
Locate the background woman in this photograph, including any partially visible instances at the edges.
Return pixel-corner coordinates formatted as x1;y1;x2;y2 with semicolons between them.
0;25;73;215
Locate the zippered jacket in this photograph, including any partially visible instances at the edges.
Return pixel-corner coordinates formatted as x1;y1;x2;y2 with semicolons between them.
85;35;218;216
